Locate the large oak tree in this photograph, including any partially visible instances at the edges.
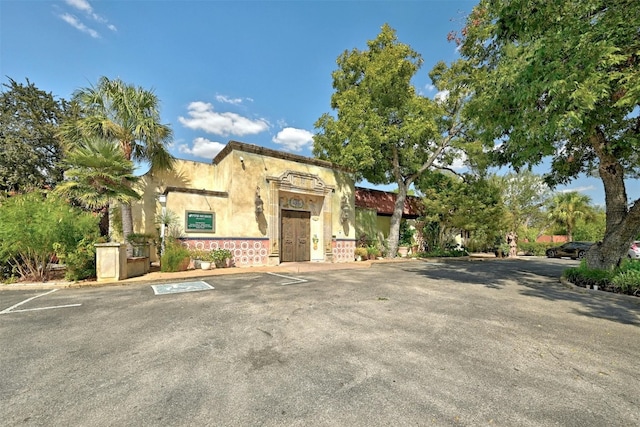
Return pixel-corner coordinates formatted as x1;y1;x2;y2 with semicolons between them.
0;78;73;193
314;25;470;257
459;0;640;269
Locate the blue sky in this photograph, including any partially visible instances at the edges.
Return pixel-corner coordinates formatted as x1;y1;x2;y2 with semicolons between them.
1;0;633;206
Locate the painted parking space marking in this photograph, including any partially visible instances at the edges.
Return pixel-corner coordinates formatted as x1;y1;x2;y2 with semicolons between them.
152;281;214;295
267;272;308;286
0;289;82;314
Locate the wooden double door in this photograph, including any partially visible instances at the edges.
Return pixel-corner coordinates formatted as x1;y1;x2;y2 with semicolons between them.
281;210;310;262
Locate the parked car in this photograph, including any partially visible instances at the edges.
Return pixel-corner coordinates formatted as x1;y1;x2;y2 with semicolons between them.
629;241;640;259
545;242;594;260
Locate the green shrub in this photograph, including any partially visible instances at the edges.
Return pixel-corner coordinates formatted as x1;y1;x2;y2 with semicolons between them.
0;192;100;281
611;270;640;294
610;259;640;294
518;242;553;256
399;220;414;246
354;247;368;259
618;258;640;273
1;259;18;283
563;258;640;295
63;237;103;281
564;260;613;289
194;250;216;262
160;241;191;272
367;245;380;258
418;247;468;258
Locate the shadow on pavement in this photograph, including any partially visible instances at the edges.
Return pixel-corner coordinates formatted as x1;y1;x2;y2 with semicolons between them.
391;258;640;326
517;270;640;326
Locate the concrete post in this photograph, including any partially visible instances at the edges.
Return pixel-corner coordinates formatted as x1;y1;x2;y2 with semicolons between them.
95;243;127;282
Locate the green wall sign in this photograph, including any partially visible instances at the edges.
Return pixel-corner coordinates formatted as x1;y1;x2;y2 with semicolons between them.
185;211;215;233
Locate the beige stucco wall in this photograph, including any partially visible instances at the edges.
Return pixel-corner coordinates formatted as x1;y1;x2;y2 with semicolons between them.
220;149;355;239
377;215;391;239
132;142;355;265
133;159;220;231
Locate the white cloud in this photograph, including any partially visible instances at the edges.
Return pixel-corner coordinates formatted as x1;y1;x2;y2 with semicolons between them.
434;148;468;172
215;94;253;105
425;84;436;92
560;186;596;193
178;137;226;159
65;0;92;13
178;101;270;136
434;90;450;103
60;0;117;35
272;127;314;152
449;155;467;171
59;13;99;38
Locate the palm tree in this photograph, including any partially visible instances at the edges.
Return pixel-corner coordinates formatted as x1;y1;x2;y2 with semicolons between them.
54;138;140;213
60;77;174;253
547;192;594;241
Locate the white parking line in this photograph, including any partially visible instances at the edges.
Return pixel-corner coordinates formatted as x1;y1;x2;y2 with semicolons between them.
267;272;308;286
0;289;81;314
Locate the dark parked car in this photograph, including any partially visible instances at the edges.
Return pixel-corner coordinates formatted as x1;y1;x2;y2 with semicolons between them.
546;241;594;260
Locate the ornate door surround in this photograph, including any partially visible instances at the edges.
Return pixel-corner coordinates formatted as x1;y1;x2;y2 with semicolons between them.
265;170;335;264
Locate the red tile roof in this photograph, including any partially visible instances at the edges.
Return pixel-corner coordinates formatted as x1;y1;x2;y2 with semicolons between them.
354;187;423;218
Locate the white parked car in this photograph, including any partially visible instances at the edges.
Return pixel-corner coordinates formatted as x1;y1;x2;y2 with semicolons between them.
629;241;640;259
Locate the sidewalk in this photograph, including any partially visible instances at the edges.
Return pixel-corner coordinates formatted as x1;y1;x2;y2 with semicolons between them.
2;254;503;291
1;257;425;290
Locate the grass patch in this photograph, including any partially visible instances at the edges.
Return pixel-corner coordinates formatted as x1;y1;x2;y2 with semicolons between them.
418;248;469;258
564;259;640;296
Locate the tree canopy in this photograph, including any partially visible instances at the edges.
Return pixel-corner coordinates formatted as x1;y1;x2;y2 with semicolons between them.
60;77;174;251
546;192;595;242
0;78;73;193
54;138;140;210
501;170;550;241
416;171;506;251
459;0;640;268
314;24;470;256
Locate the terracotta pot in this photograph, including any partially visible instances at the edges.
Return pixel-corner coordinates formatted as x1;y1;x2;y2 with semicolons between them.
178;257;191;271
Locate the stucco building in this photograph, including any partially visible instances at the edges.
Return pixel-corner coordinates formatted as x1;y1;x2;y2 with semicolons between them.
133;141;356;266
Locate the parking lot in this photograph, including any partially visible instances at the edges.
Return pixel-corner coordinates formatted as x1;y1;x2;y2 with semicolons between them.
1;258;639;426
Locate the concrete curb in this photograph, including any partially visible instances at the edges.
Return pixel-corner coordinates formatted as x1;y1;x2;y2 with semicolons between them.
1;259;392;291
0;256;542;291
559;276;640;305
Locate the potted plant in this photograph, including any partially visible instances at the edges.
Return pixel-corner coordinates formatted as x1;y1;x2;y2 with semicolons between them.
189;249;204;269
367;245;380;260
200;250;216;270
160;240;191;272
213;249;233;268
354;247;368;261
126;233;153;258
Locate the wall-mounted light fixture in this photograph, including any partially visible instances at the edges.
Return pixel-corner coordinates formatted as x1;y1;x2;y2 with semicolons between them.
255;186;264;217
340;195;349;224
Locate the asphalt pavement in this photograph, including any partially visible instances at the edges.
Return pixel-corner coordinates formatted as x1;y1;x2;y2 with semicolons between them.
1;257;639;426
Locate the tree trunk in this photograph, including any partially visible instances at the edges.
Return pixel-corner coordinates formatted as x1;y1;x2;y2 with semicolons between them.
120;201;134;257
585;129;640;269
387;182;408;258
